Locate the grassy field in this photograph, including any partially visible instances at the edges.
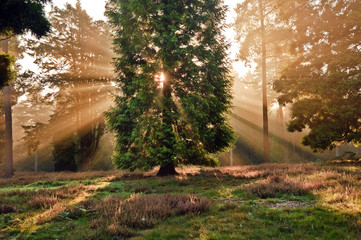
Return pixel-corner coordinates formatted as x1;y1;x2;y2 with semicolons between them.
1;163;361;239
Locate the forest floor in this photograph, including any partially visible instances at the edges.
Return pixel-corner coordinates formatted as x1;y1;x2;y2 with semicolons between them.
1;163;361;239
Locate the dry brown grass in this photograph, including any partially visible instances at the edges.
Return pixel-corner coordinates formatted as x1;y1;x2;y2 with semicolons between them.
0;184;90;211
0;171;116;186
36;204;66;224
222;164;361;212
0;164;319;188
92;194;210;238
0;169;164;187
216;164;318;179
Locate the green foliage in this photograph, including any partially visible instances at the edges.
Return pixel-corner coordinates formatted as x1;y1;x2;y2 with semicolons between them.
0;0;51;38
274;0;361;151
0;54;16;88
53;136;77;172
22;122;45;155
106;0;235;171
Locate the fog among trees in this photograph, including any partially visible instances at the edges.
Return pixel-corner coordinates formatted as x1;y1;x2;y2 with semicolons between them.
0;0;360;175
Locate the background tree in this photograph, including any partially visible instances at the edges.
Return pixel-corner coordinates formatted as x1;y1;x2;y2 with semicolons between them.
0;0;51;178
22;122;45;172
234;0;293;163
27;1;114;171
274;0;361;151
106;0;235;176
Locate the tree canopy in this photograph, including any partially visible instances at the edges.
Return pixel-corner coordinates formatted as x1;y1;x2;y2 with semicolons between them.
25;1;114;171
106;0;234;175
0;0;51;38
274;0;361;151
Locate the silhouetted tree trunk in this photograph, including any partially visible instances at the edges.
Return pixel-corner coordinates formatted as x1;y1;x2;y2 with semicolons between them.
157;162;177;176
259;0;270;163
34;151;38;172
336;146;340;157
279;106;288;163
2;39;13;178
4;86;13;178
157;71;177;176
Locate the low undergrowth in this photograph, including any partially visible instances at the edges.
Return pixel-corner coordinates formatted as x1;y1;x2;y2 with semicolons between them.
0;205;17;214
0;163;360;239
243;174;324;198
91;194;210;238
29;194;59;209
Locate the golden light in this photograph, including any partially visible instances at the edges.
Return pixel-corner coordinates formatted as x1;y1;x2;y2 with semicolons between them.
270;101;280;112
155;72;165;89
159;72;165;89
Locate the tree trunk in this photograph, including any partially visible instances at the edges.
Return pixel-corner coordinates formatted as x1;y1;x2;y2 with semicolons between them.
259;0;270;163
4;86;13;178
279;106;288;163
230;149;234;167
3;38;13;178
157;71;177;176
157;162;178;176
34;151;38;172
336;146;340;158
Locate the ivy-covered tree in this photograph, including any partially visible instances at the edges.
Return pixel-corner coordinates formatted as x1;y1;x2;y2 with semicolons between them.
274;0;361;151
106;0;234;176
1;0;51;178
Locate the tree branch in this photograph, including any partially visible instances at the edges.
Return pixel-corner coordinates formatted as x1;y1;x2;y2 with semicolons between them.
0;34;16;41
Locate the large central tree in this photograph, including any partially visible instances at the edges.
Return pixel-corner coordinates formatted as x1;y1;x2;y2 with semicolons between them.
106;0;234;175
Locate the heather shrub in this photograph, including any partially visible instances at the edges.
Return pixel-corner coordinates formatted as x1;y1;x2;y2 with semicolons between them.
124;183;153;193
107;224;135;238
0;205;17;214
78;200;96;210
220;164;317;180
66;205;88;220
34;185;87;199
29;194;58;209
244;175;324;198
93;194;210;238
0;171;113;186
36;204;66;224
55;185;87;198
133;184;153;193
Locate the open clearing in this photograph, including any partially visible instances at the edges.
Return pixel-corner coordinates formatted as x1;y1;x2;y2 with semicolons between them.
1;163;361;239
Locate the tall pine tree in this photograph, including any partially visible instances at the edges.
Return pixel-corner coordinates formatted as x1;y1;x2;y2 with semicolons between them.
234;0;293;163
27;1;114;171
106;0;234;175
